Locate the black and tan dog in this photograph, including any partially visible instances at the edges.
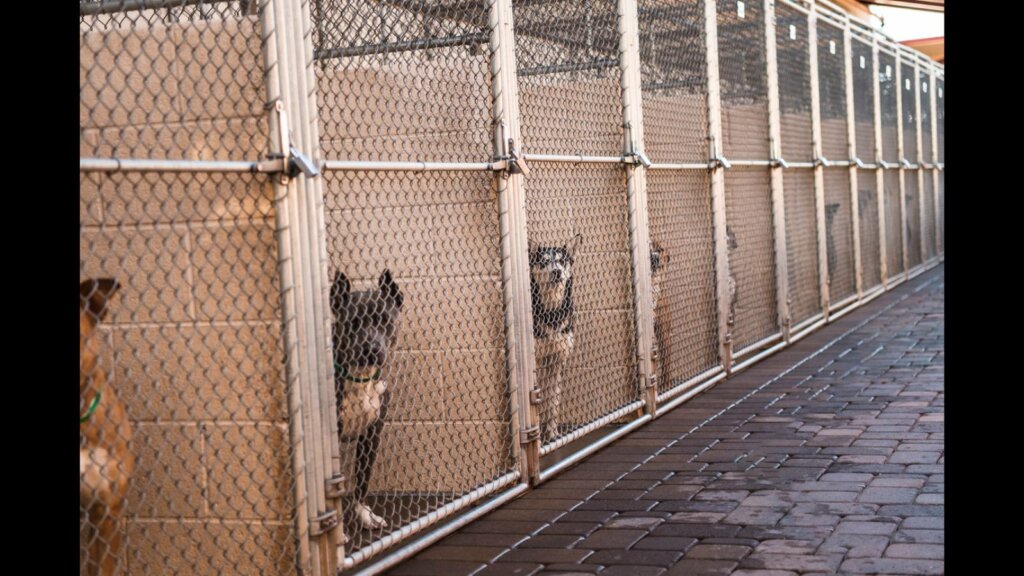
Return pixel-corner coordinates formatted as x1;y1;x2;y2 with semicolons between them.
331;269;404;533
650;240;671;385
80;278;134;576
529;234;581;443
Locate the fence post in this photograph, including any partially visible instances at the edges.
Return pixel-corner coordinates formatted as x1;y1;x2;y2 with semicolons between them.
894;47;909;279
929;63;941;256
703;0;735;371
617;0;657;415
488;0;540;485
842;14;863;300
871;34;887;288
913;54;927;265
807;2;831;319
261;0;335;572
764;0;791;342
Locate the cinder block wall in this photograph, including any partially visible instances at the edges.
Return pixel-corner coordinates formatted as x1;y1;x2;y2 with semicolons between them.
80;15;297;575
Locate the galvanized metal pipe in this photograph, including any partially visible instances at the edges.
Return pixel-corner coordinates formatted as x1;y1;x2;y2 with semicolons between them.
79;157;279;173
843;14;863;300
733;332;786;363
765;0;792;342
648;162;714;171
656;365;726;404
654;370;729;417
540;400;646;456
344;472;523;570
522;153;627;164
539;414;653;482
315;32;491;60
321;159;499;172
792;312;826;335
808;2;832;320
871;34;888;287
346;482;529;576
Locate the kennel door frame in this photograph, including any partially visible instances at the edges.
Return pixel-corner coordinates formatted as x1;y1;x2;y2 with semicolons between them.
262;0;342;570
764;0;793;344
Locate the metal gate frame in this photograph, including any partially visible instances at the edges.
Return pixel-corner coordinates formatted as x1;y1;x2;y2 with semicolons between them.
79;0;944;574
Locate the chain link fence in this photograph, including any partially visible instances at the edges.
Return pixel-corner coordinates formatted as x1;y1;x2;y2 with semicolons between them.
80;1;944;574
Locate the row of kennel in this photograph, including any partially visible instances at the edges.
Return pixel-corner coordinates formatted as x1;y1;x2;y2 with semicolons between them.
79;0;944;574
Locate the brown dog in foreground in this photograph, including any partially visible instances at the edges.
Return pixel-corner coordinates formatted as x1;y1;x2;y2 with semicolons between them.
80;278;134;576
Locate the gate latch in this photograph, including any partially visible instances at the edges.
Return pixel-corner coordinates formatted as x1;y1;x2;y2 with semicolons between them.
325;473;346;499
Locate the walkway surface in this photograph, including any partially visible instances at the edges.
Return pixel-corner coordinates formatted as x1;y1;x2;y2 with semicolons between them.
388;266;944;576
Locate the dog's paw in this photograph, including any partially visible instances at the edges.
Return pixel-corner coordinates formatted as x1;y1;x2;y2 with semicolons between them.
354;501;388;530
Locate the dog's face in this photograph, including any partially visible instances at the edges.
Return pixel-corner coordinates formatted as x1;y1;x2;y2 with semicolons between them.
80;279;119;399
331;270;404;370
726;226;739;252
529;234;581;308
650;240;669;275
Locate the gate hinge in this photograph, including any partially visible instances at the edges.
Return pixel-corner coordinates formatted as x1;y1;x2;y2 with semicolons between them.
310;509;339;537
624;151;652;168
325;473;346;499
503;138;530;176
520;425;541;445
529;388;542;405
710;154;732;169
644;373;658;390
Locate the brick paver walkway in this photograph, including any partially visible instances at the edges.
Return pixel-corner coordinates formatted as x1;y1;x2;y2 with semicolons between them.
389;266;944;576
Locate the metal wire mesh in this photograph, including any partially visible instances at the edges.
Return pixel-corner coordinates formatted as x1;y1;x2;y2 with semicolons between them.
523;164;641;450
80;1;268;161
817;19;848;161
776;3;813;162
901;61;918;162
311;0;494;163
824;169;856;302
922;172;936;261
878;51;898;163
919;68;932;163
718;0;769;159
938;169;945;248
725;168;779;350
321;169;517;557
646;171;720;397
858;170;882;290
514;0;624;156
936;77;945;163
80;169;301;575
851;38;875;162
783;169;821;324
80;3;304;575
639;0;709;164
883;170;904;278
905;171;922;269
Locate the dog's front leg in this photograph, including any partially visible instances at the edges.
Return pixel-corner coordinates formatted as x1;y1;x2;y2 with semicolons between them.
353;388;389;531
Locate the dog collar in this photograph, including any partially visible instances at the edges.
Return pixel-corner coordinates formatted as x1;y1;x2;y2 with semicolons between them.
336;364;381;383
80;390;102;424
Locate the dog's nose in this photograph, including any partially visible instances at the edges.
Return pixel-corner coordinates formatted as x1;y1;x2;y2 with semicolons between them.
550;269;563;283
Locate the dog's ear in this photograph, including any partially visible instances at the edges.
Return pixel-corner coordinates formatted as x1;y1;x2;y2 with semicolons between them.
527;237;538;256
379;269;404;310
567;233;582;259
80;278;120;324
331;271;351;311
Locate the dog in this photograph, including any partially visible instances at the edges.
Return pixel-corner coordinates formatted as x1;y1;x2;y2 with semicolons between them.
825;202;841;289
529;234;581;443
80;278;134;576
331;269;404;535
650;240;671;386
726;226;739;330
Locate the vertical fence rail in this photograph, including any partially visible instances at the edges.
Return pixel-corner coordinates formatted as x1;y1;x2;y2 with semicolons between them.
490;0;538;486
894;47;909;278
807;2;830;320
262;0;322;571
705;0;733;370
764;0;791;343
842;14;863;300
872;34;888;286
618;0;657;415
929;64;941;256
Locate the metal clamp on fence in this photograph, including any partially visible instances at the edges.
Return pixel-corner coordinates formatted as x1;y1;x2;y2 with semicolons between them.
852;157;865;168
497;138;530;176
814;156;832;168
900;158;913;169
710;155;732;169
878;160;896;169
937;162;945;170
625;151;653;168
770;157;790;169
